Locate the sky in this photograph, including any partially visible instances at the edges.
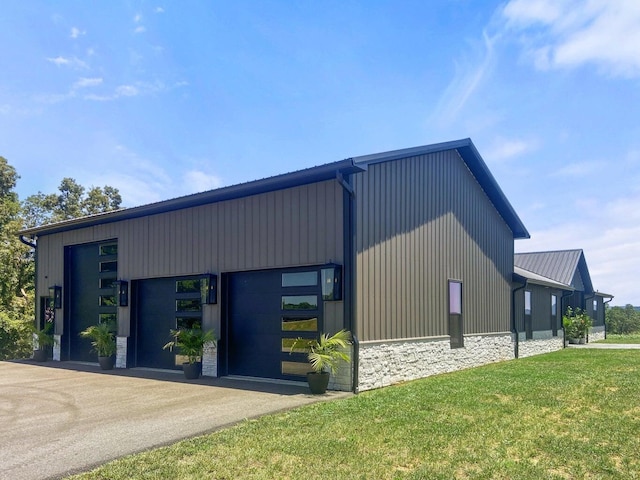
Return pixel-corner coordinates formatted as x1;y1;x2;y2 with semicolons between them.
1;1;639;306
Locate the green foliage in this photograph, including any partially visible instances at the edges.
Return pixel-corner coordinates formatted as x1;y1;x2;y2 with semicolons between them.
34;321;56;349
163;328;216;364
22;177;122;227
606;304;640;335
291;329;351;374
562;306;592;339
80;322;117;357
0;311;33;360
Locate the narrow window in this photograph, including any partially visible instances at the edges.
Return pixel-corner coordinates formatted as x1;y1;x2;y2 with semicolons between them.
448;280;463;348
524;291;532;339
551;294;558;336
593;299;597;313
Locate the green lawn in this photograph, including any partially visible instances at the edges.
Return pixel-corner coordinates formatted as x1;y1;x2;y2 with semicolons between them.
69;350;640;480
597;333;640;344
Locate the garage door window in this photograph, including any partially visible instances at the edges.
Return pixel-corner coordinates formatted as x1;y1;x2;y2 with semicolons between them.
282;295;318;310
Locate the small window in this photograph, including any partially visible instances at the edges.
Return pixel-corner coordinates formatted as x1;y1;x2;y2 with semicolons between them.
282;271;318;287
176;299;201;312
449;281;462;315
524;291;532;316
99;244;118;256
176;317;201;330
551;295;557;316
100;277;117;289
99;261;118;273
281;360;310;376
448;280;463;349
99;313;117;329
282;316;318;332
593;299;598;312
281;295;318;310
99;295;116;307
176;279;201;294
282;338;314;353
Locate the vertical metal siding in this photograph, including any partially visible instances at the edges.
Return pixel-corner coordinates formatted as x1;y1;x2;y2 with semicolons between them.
35;180;345;335
355;150;513;342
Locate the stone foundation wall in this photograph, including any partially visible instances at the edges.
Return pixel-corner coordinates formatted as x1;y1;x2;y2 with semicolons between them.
517;331;564;358
589;325;606;342
116;336;127;368
202;341;217;377
53;335;61;361
328;345;353;392
357;333;513;392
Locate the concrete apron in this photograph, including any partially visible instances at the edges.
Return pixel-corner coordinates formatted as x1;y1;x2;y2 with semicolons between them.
0;361;351;480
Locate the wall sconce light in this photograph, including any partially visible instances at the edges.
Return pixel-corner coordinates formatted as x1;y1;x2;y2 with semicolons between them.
201;274;218;305
321;264;342;301
115;280;129;307
49;285;62;309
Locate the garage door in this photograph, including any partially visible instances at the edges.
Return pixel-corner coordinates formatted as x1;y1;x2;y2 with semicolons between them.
134;276;203;370
227;268;323;381
66;241;118;362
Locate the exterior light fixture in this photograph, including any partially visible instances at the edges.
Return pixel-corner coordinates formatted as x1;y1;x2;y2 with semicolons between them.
201;274;218;305
115;280;129;307
321;264;342;301
49;285;62;309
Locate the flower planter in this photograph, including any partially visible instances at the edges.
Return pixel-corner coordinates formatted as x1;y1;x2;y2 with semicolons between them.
306;371;330;394
33;349;47;362
182;362;201;379
98;356;115;370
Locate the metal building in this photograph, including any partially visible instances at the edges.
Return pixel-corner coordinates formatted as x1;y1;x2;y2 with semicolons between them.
21;138;532;391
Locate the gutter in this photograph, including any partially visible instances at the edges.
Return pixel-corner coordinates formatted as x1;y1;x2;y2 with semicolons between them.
337;171;359;393
19;235;37;249
511;275;528;359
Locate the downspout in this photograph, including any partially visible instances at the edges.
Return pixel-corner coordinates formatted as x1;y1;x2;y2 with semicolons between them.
337;171;359;393
19;235;38;331
584;292;596;343
512;278;527;359
603;295;614;339
560;290;574;348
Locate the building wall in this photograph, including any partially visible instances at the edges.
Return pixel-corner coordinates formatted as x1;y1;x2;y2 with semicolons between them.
354;149;514;342
36;179;345;342
513;284;564;334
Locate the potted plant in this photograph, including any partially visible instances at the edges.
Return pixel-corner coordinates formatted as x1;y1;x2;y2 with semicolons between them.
163;328;216;379
79;322;117;370
291;329;351;394
563;307;592;344
33;322;56;362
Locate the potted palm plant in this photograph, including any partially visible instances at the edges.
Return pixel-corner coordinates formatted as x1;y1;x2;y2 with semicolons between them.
163;328;216;379
291;329;351;394
33;322;56;362
79;322;117;370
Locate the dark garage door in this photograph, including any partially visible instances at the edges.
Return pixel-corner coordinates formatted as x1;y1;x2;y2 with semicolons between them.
227;268;323;381
135;276;203;370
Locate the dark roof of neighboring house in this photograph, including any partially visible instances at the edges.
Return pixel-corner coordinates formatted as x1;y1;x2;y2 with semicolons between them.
20;138;529;239
514;249;594;293
513;265;574;291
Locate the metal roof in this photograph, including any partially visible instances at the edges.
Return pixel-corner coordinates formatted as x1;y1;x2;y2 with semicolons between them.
514;266;574;290
20;138;529;239
514;250;594;294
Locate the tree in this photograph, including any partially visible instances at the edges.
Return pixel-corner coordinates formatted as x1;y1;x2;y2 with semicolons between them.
606;304;640;335
22;177;122;227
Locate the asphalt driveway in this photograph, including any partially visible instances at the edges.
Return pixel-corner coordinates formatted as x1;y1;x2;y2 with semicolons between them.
0;361;350;480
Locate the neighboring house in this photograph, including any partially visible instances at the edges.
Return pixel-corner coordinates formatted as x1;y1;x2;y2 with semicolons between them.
20;138;531;392
514;250;613;342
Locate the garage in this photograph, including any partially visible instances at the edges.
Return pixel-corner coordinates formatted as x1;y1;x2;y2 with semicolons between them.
225;267;324;381
133;276;204;370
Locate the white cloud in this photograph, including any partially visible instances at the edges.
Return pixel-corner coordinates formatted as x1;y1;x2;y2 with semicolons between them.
73;77;103;89
485;137;538;162
430;31;498;127
502;0;640;77
70;27;86;39
134;26;146;34
115;85;139;97
516;191;640;306
155;7;165;14
134;14;143;23
46;56;89;69
551;160;606;177
183;171;224;193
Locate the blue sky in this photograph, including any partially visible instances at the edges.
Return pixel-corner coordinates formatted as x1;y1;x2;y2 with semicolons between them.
1;1;638;305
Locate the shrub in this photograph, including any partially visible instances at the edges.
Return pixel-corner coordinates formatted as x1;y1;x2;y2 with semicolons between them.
563;307;592;339
0;311;33;360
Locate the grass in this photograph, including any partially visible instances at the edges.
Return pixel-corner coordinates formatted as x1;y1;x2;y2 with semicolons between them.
597;333;640;344
69;349;640;480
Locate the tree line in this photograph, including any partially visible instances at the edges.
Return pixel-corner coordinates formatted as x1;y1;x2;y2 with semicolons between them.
0;155;121;359
605;304;640;335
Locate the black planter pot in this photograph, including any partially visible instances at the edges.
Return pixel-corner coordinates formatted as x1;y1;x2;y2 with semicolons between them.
306;371;330;394
33;349;47;362
183;362;201;379
98;356;115;370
